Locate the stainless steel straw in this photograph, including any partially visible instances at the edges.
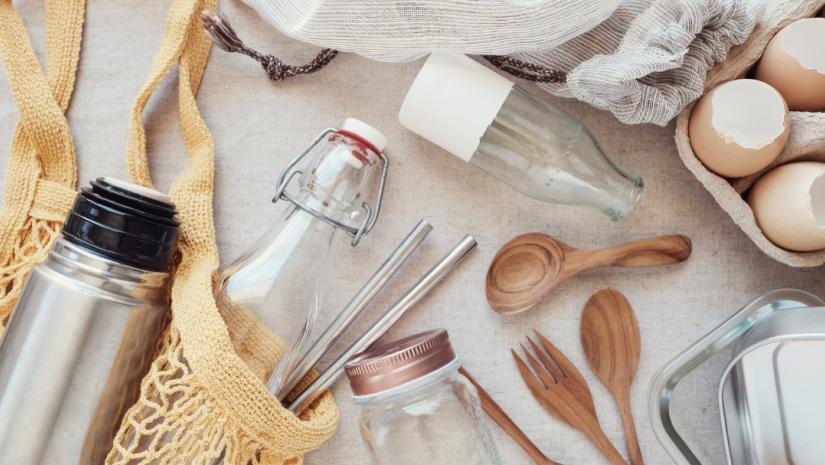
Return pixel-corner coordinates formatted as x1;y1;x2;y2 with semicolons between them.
273;220;433;399
288;234;477;413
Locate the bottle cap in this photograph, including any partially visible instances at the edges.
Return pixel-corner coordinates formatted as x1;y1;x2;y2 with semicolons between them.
399;53;514;162
102;176;172;204
341;117;388;153
345;329;457;397
62;178;180;271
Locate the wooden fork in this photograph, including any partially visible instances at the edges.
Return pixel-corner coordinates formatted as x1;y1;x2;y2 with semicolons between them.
512;330;628;465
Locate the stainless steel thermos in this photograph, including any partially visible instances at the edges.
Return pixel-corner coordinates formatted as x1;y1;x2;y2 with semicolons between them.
0;178;179;465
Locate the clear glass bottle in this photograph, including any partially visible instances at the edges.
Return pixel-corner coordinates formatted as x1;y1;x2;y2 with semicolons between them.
218;118;388;396
400;53;643;221
345;329;503;465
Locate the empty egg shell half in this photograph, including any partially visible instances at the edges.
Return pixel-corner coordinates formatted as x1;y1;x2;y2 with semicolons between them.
755;18;825;111
749;162;825;252
689;79;789;178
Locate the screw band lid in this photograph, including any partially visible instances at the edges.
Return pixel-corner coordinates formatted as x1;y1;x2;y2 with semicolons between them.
345;329;456;397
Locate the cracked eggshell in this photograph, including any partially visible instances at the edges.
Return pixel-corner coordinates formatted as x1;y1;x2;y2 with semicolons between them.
756;18;825;111
749;161;825;252
689;79;789;178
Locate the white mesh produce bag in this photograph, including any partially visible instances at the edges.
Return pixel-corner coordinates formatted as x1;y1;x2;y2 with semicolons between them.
233;0;762;125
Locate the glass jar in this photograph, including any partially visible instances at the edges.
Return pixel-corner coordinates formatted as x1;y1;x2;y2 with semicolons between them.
400;53;643;221
345;329;503;465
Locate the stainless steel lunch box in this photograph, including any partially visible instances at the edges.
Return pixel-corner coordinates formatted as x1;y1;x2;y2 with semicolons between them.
649;289;825;465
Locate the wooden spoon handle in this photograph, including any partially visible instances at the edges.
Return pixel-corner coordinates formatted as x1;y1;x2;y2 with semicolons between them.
617;390;644;465
459;368;560;465
583;235;691;269
590;425;630;465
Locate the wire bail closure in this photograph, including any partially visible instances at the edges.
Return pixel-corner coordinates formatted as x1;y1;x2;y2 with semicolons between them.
273;128;389;247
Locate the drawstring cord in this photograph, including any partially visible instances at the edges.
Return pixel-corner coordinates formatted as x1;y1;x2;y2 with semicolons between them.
482;55;566;83
201;10;338;81
201;10;565;84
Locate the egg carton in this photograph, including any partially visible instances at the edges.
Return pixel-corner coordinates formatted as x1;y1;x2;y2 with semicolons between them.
675;0;825;267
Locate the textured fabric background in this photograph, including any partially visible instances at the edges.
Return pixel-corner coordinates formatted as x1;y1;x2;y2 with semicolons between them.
0;1;822;464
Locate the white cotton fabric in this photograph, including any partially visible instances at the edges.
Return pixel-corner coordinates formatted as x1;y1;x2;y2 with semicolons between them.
240;0;762;125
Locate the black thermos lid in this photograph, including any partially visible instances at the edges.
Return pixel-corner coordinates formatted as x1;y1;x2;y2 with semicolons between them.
62;178;180;271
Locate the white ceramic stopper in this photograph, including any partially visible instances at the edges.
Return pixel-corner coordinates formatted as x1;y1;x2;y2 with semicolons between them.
342;118;388;152
399;53;514;162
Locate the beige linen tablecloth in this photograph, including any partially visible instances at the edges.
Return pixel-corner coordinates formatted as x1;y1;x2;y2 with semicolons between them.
1;2;822;464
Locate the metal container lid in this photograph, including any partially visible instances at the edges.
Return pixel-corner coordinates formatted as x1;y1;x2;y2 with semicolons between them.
649;289;825;465
345;329;457;396
719;306;825;465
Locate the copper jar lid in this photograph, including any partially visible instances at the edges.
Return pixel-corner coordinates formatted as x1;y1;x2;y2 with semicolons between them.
345;329;457;397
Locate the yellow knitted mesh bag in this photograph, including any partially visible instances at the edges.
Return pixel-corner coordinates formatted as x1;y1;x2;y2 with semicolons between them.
0;0;83;328
108;1;340;463
0;0;339;463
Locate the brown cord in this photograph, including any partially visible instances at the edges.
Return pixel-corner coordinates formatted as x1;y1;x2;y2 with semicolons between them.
201;10;338;81
483;55;566;84
202;11;565;85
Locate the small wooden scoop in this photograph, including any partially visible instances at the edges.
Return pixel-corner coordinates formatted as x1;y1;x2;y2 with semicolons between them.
486;233;691;314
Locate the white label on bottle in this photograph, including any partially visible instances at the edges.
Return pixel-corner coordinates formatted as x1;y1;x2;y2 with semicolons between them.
400;53;513;163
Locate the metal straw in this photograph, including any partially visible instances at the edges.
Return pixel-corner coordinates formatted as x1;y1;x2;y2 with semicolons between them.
288;235;478;413
273;220;433;399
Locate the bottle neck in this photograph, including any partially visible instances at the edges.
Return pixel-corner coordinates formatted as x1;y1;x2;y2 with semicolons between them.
43;238;171;304
599;175;644;221
292;135;382;230
471;86;643;221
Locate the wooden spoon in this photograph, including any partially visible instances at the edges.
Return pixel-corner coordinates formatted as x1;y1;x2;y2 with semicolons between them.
486;233;691;314
580;288;643;465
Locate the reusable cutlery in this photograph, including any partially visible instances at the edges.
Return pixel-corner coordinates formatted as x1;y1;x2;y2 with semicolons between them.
487;233;691;314
580;289;643;465
512;330;628;465
459;367;560;465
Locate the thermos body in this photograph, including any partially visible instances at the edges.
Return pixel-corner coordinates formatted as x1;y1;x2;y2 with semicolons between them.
0;240;170;465
0;178;179;465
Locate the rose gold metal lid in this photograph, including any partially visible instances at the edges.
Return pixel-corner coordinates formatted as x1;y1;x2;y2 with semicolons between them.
345;329;456;396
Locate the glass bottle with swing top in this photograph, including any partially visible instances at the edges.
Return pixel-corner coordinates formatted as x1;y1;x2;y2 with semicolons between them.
218;118;388;396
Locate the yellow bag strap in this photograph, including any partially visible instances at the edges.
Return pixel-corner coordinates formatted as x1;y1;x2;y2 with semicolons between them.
125;0;220;271
126;0;212;187
114;1;339;463
0;0;84;323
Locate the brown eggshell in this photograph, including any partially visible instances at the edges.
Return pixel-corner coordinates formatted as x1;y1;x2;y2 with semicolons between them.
689;79;789;178
755;18;825;111
749;161;825;252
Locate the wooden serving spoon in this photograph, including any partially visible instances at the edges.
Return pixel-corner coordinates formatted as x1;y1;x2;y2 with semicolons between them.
486;233;691;314
581;288;643;465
